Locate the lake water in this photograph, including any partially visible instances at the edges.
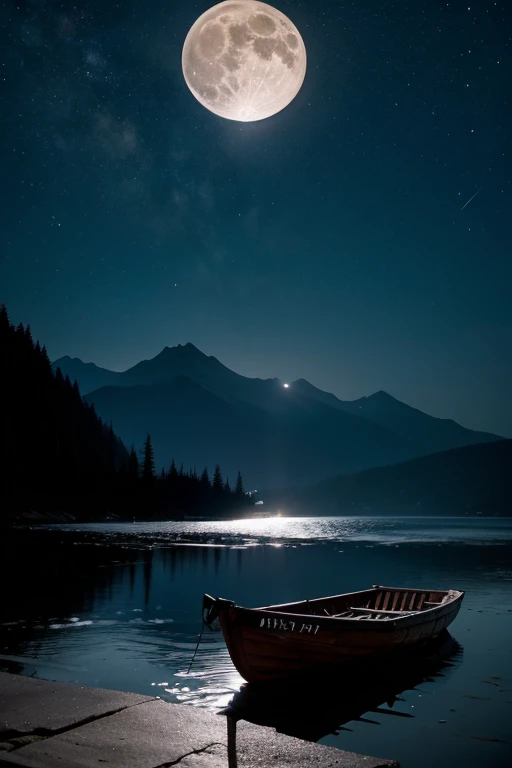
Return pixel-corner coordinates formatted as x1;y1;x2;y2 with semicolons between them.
1;517;511;767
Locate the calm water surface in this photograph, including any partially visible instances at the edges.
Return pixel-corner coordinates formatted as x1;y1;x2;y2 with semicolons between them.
1;516;511;767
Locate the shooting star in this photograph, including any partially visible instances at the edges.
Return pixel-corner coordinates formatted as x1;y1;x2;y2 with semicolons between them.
460;186;483;211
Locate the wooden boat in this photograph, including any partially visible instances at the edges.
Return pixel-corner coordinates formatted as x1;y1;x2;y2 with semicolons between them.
203;585;464;683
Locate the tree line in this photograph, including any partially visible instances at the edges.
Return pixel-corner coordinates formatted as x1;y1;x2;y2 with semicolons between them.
125;432;252;517
0;304;253;521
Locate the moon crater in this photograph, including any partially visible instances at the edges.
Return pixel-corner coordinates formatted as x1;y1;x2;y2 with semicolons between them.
182;1;307;122
199;24;226;59
248;13;276;35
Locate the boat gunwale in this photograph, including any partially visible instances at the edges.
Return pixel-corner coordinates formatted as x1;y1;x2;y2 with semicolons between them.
259;586;379;612
230;586;464;629
258;585;462;609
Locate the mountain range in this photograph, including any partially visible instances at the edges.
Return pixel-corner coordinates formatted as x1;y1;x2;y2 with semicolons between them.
53;344;501;490
280;439;511;516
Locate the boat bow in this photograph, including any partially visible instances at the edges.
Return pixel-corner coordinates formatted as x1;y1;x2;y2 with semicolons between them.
203;593;234;628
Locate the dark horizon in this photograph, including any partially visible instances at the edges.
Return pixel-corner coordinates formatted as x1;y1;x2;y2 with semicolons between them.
2;0;510;437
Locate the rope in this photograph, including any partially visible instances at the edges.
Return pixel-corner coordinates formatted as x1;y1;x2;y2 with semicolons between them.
187;620;205;675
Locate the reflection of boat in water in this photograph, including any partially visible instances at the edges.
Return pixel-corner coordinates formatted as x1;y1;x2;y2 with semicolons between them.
224;630;462;743
203;584;464;683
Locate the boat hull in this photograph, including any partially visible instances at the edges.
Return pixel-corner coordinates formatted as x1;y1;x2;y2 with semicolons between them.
209;586;464;683
226;630;462;740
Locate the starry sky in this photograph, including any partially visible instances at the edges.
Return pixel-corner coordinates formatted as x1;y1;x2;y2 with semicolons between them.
2;0;511;436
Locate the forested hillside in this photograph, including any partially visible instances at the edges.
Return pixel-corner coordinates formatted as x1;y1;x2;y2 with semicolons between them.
0;304;128;518
0;305;251;521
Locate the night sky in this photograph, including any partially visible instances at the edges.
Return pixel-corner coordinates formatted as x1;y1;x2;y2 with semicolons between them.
2;0;511;436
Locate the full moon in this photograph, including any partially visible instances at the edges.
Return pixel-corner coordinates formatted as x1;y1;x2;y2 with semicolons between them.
182;1;307;122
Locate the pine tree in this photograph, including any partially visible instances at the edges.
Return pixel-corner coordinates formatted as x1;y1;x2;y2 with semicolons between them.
212;464;223;494
235;471;244;498
142;433;155;484
200;467;210;489
40;345;52;372
55;367;64;389
224;477;231;494
0;304;9;334
72;380;81;401
128;445;139;481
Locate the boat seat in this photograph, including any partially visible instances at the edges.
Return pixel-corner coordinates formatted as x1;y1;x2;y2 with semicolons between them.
424;601;442;606
335;611;391;621
349;607;414;615
333;607;414;620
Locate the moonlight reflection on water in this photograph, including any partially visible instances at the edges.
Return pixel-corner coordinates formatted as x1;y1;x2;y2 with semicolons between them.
49;515;512;546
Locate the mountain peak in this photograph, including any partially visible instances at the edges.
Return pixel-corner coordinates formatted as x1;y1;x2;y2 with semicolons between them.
160;342;203;355
369;390;394;400
52;355;104;371
53;355;79;363
155;342;205;360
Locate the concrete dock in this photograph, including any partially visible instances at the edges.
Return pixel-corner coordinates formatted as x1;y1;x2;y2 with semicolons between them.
0;672;398;768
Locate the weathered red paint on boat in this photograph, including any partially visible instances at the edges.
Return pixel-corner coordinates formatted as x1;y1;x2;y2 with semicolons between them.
205;585;464;683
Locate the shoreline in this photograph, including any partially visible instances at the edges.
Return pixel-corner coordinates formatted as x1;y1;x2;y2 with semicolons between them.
0;672;398;768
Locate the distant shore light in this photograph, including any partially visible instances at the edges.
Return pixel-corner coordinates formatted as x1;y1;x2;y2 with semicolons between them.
283;383;290;388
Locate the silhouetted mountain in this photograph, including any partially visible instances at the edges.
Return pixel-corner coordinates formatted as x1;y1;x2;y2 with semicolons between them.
52;355;120;394
56;344;286;410
286;440;512;516
291;380;499;455
120;343;236;388
85;375;412;490
53;343;502;490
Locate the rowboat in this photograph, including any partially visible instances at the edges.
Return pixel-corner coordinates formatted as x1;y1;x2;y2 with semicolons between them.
203;585;464;683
